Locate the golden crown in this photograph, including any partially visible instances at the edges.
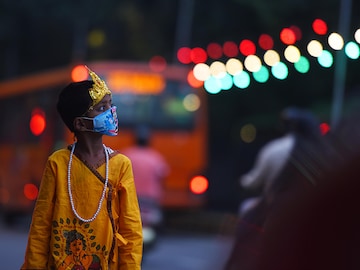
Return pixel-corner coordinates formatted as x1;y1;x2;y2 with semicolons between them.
85;66;112;107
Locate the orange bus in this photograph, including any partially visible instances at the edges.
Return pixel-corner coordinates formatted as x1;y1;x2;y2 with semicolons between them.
0;61;208;221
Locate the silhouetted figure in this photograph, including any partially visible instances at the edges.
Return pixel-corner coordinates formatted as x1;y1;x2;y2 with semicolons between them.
254;110;360;270
225;107;330;270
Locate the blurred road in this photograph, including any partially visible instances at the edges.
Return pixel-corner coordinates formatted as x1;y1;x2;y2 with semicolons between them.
142;231;232;270
0;213;235;270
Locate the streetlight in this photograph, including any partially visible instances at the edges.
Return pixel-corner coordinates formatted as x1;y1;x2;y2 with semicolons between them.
331;0;353;128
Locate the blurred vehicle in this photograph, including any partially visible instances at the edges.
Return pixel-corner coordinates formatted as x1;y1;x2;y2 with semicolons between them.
0;61;209;223
122;124;170;253
139;197;163;253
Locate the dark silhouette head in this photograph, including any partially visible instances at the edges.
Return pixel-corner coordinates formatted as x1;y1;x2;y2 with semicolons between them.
280;107;321;138
135;125;151;147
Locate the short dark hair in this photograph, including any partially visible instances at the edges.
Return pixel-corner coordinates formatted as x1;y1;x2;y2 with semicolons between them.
56;80;93;132
280;107;320;138
135;125;151;146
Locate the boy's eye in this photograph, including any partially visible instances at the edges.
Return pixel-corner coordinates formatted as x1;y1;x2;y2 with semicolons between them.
95;105;107;112
100;103;114;112
94;101;112;112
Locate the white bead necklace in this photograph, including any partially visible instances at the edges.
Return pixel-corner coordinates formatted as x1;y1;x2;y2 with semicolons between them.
67;143;109;223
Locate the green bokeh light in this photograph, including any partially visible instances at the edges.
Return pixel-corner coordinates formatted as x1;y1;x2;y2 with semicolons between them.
271;62;288;80
204;76;222;94
345;41;360;59
317;50;333;68
294;56;310;73
220;73;233;90
233;71;250;89
253;66;269;83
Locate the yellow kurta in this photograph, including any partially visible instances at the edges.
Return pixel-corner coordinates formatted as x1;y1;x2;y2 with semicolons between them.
21;146;143;270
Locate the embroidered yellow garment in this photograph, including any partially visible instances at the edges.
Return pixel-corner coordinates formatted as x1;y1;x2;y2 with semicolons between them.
21;147;143;270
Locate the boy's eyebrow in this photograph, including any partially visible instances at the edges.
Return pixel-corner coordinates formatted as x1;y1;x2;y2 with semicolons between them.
94;99;111;109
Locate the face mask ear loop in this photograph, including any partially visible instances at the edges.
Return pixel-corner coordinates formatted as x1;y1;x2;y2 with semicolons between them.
73;116;96;134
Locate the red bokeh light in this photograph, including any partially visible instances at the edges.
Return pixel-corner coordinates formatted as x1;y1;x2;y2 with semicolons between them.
149;55;167;72
187;70;204;88
30;108;46;136
177;47;192;64
207;42;223;59
320;122;330;135
312;19;328;35
290;25;302;41
190;47;208;64
258;34;274;50
223;41;238;57
280;28;297;45
190;175;209;195
239;39;256;56
71;65;88;82
24;183;39;201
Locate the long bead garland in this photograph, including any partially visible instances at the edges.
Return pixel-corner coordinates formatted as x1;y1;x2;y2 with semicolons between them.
67;143;109;223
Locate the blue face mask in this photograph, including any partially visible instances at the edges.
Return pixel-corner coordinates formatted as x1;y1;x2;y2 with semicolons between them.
82;106;119;136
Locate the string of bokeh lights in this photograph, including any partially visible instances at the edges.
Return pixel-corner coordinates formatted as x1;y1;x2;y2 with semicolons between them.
177;18;360;94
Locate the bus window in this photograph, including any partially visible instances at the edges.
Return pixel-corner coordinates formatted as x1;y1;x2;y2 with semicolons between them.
113;81;196;130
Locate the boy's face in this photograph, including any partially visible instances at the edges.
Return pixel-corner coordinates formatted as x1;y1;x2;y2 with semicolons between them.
86;94;112;118
75;94;113;132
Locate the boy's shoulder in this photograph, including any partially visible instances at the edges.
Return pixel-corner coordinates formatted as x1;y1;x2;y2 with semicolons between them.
48;147;71;160
47;145;131;163
106;146;131;163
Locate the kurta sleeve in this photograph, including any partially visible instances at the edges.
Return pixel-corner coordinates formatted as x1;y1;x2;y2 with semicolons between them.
117;159;143;270
21;158;56;269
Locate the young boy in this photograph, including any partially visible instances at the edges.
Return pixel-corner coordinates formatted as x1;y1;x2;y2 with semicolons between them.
21;66;143;270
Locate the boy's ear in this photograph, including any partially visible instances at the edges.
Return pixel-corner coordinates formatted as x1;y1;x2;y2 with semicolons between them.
73;117;88;132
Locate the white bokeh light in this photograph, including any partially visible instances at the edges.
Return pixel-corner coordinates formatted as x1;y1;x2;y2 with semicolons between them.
244;55;262;72
284;45;301;63
355;29;360;44
328;32;344;50
209;61;227;78
307;40;323;57
193;63;210;81
226;58;243;75
263;50;280;66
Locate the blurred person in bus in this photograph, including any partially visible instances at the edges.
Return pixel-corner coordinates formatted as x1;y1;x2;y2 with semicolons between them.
122;125;170;231
225;107;329;270
21;66;143;270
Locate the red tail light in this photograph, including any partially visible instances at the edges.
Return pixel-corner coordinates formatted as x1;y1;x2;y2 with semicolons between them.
189;175;208;194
